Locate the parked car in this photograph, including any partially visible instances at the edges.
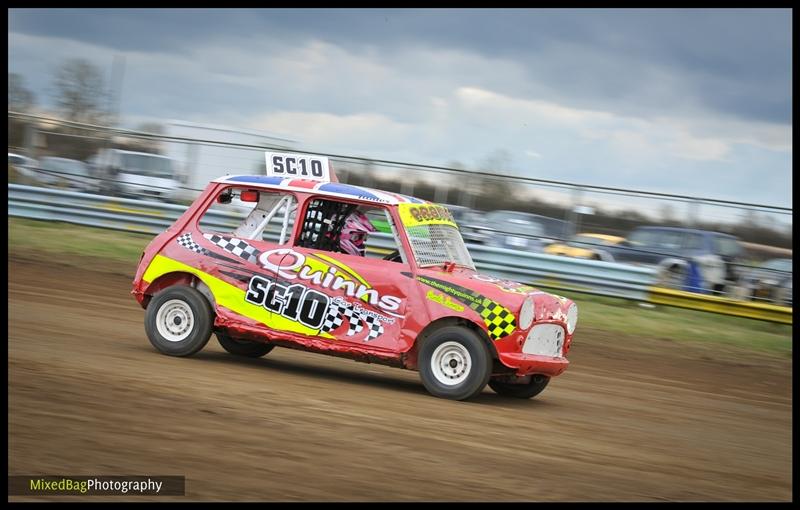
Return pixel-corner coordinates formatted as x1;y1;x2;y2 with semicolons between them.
8;152;37;169
606;226;743;293
458;209;491;245
8;152;40;183
544;233;627;261
460;210;570;252
88;149;182;202
37;157;95;192
742;258;792;306
131;152;578;401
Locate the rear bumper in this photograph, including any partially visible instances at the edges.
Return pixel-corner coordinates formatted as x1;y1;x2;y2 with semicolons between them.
498;352;569;377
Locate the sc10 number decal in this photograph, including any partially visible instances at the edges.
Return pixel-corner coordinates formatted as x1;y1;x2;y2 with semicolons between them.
408;205;455;223
245;275;329;330
265;152;330;182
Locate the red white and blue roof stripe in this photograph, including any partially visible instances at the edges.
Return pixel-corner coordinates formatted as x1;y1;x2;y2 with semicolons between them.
213;175;428;205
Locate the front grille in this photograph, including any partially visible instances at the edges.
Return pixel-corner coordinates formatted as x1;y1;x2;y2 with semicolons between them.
522;324;565;357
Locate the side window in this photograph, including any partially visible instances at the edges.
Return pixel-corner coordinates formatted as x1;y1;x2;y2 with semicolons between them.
713;236;742;258
656;231;683;250
683;233;704;251
296;198;406;263
629;230;656;247
198;186;297;244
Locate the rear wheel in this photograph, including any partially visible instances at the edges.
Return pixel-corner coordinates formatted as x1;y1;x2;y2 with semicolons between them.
145;285;213;357
489;374;550;399
418;326;492;401
216;332;275;357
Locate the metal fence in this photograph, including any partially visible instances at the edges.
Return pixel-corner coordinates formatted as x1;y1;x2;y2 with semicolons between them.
8;184;791;324
8;111;792;250
8;111;792;305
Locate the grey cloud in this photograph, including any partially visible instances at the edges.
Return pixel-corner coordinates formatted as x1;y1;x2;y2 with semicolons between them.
9;9;791;124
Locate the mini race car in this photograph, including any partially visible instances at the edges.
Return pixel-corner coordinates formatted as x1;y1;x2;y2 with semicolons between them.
131;152;578;401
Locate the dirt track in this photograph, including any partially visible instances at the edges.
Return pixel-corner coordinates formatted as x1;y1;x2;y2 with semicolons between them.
8;256;792;501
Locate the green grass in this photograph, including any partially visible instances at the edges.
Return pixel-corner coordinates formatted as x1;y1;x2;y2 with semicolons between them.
564;290;791;357
8;217;792;357
9;217;153;264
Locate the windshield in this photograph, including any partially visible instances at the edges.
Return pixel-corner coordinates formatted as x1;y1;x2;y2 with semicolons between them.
398;203;475;270
120;153;174;178
44;158;89;176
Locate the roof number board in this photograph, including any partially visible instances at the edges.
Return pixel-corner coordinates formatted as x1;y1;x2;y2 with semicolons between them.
265;152;330;182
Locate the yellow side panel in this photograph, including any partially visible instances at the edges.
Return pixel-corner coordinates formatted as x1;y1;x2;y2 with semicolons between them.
143;254;332;337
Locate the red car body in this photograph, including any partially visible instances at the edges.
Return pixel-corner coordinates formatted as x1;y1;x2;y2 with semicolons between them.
132;174;577;399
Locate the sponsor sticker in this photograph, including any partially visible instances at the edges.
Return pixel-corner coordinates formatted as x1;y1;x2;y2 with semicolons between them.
397;203;458;229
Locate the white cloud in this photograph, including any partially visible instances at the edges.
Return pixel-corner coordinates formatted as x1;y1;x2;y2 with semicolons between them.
248;111;413;155
8;25;792;210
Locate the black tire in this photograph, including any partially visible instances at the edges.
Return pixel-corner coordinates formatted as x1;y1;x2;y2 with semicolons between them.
489;374;550;399
418;326;492;401
217;332;275;357
145;285;213;357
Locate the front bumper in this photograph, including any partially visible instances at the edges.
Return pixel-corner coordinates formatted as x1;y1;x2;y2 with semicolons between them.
498;352;569;377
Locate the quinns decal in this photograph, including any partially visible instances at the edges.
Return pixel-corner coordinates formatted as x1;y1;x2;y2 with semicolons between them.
415;275;516;341
257;248;403;316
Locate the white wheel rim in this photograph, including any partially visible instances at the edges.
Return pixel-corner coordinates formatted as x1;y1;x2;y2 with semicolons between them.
155;299;194;342
430;341;471;386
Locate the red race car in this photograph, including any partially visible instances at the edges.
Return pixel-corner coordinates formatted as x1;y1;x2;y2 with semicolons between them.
131;152;578;400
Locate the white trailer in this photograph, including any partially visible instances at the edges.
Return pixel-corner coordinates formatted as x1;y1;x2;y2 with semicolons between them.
162;120;297;200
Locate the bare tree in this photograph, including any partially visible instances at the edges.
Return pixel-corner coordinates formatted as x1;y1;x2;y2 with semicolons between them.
474;149;515;211
51;58;110;124
8;73;35;112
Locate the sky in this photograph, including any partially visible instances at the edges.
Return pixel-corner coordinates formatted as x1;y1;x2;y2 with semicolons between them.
7;8;793;210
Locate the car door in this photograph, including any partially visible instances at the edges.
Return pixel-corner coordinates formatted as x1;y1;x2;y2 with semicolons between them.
181;186;300;333
277;246;412;353
277;199;413;354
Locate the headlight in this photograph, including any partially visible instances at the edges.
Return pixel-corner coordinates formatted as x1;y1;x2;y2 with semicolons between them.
519;296;535;330
566;303;578;335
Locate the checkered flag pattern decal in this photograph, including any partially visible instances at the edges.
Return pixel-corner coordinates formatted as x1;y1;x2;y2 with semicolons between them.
320;301;348;334
320;300;384;341
203;234;262;264
177;232;207;254
469;297;516;340
359;313;384;341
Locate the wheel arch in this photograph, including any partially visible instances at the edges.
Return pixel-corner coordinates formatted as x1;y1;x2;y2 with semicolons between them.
141;271;216;311
658;257;689;271
403;316;498;370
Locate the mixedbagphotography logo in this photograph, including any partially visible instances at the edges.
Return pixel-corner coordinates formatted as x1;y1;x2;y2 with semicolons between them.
8;475;185;496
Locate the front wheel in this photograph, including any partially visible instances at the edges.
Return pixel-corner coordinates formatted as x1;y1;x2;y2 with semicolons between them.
145;285;213;357
418;326;492;401
216;332;275;357
489;374;550;399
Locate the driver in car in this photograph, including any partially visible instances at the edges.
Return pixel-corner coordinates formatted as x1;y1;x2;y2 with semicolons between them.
338;210;376;257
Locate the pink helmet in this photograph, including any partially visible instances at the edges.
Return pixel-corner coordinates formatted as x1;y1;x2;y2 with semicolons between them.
340;211;376;256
